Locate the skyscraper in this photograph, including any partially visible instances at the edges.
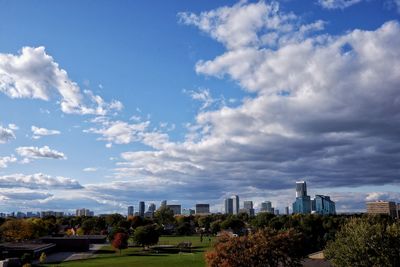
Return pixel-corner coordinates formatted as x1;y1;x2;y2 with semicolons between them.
225;198;233;214
139;201;145;217
232;195;239;215
243;200;255;216
261;201;272;213
285;206;289;215
293;181;311;214
296;181;307;197
161;200;167;207
148;203;156;213
128;206;134;216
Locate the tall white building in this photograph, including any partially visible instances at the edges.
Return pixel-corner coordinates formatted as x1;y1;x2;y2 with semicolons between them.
232;195;239;215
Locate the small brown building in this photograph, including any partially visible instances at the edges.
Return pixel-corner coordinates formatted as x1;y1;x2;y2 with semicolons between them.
366;201;397;218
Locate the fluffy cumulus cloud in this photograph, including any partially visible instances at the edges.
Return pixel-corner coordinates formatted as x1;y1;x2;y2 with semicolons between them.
84;117;170;149
31;125;60;139
0;46;123;115
100;1;400;212
0;124;17;144
16;145;66;160
318;0;363;9
0;173;83;189
0;156;17;168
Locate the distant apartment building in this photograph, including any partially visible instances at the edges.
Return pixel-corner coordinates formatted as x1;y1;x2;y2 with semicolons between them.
313;195;336;215
148;203;156;213
285;206;289;215
75;209;93;217
182;208;195;216
128;206;134;216
195;204;210;215
367;201;397;218
167;204;182;215
161;200;167;207
224;198;234;215
139;201;145;217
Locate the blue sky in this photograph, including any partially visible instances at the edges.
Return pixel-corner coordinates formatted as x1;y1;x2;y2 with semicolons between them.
0;0;399;214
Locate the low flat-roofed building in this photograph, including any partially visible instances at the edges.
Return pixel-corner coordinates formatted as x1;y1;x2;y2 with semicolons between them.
0;242;55;259
367;201;397;218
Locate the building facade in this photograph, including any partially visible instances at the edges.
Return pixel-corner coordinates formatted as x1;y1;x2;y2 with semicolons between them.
195;204;210;214
167;204;181;215
367;201;397;218
313;195;336;215
139;201;145;217
232;195;240;215
225;198;233;214
128;206;134;216
260;201;273;213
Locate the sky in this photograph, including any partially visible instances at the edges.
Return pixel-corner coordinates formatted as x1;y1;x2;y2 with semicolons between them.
0;0;399;215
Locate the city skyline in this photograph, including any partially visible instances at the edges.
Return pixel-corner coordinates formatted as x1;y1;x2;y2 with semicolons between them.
0;0;400;214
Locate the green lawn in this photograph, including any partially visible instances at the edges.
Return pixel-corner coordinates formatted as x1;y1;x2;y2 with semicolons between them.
42;236;214;267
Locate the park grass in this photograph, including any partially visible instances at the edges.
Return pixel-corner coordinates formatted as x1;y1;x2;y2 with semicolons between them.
42;235;215;267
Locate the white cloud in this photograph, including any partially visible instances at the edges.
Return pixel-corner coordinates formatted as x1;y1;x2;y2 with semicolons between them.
106;2;400;211
0;124;17;144
16;146;66;160
31;125;61;139
0;46;122;115
83;167;97;172
184;88;215;110
0;155;17;168
318;0;363;9
0;173;83;189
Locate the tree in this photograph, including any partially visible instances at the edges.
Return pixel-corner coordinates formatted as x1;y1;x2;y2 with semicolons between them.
39;252;47;264
133;224;160;249
220;217;245;234
154;206;174;226
112;232;129;255
0;219;35;241
324;217;400;267
205;228;305;267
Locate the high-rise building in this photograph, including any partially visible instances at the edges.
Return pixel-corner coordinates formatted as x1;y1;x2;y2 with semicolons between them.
196;204;210;214
161;200;167;207
75;209;93;217
285;206;290;215
148;203;156;213
167;204;181;215
296;181;307;197
128;206;134;216
232;195;240;215
261;201;273;213
367;201;397;218
293;181;311;214
225;198;233;215
274;209;280;215
243;201;255;216
139;201;145;217
313;195;336;215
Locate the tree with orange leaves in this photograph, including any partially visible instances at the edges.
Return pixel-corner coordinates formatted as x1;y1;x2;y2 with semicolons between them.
205;228;304;267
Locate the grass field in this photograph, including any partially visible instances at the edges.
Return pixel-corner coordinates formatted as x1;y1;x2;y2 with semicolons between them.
42;236;215;267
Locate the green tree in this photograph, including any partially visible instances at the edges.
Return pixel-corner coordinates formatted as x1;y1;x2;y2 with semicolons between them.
154;206;174;226
325;217;400;267
133;224;160;249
